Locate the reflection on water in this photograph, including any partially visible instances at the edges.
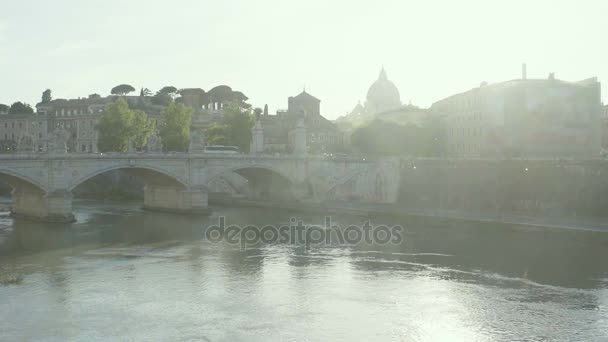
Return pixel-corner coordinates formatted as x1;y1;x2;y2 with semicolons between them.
0;199;607;341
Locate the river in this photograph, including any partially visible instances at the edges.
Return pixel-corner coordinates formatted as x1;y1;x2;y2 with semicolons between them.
0;198;607;341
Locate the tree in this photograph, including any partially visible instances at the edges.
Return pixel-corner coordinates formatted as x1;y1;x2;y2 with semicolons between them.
151;92;173;106
158;86;178;96
158;102;192;152
351;117;446;156
95;98;154;152
8;102;34;114
221;101;254;153
131;109;155;150
41;89;52;103
207;123;228;145
110;84;136;96
0;104;9;113
140;88;153;97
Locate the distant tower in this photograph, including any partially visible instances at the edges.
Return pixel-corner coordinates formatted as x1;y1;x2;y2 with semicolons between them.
522;63;527;80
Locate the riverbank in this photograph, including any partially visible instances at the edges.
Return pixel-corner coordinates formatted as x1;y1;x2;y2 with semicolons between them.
214;199;608;233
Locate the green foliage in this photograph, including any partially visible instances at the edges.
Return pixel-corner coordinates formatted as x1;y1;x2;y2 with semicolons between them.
140;88;153;97
95;98;154;152
151;93;173;106
131;109;155;150
8;102;34;114
159;102;192;152
0;104;9;113
111;84;136;95
207;123;228;146
351;117;445;156
221;102;254;153
41;89;52;103
158;86;178;96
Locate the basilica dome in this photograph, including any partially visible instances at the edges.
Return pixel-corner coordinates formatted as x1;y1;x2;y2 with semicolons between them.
366;68;401;114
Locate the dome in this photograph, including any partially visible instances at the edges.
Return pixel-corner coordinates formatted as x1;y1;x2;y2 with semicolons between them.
366;68;401;114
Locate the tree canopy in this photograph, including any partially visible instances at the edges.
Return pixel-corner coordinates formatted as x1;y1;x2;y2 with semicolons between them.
206;101;253;153
207;123;228;146
140;88;153;97
8;102;34;114
111;84;136;96
0;104;9;113
351;117;445;156
95;98;155;152
158;86;178;96
41;89;52;103
158;102;192;152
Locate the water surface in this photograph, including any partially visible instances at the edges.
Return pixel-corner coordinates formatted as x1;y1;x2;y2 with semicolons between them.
1;199;607;341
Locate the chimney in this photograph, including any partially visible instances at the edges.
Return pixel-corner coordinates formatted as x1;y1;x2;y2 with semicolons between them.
522;63;527;80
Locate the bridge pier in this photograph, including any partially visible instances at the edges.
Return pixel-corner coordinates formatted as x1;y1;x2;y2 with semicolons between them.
143;185;210;215
11;189;76;223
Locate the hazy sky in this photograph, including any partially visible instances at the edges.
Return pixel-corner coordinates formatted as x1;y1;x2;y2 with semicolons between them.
1;0;607;118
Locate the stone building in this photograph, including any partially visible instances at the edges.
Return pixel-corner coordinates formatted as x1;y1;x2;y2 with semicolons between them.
0;113;48;153
365;67;402;115
178;85;250;134
338;67;404;125
336;67;429;150
432;71;603;158
0;85;252;154
257;91;344;154
602;104;608;152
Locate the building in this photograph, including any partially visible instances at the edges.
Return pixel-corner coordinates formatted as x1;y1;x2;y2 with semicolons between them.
338;67;404;125
336;67;429;151
179;85;250;132
366;67;402;115
602;104;608;151
433;70;603;158
257;91;345;154
0;113;48;153
338;67;429;127
0;84;251;154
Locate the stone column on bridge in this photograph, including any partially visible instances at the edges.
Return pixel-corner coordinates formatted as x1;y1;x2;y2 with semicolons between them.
11;189;75;223
143;185;210;214
293;117;307;156
250;119;264;154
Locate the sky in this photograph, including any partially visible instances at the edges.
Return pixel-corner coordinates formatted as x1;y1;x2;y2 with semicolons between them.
1;0;607;119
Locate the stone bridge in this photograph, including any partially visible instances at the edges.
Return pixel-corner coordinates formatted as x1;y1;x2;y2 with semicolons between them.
0;152;400;222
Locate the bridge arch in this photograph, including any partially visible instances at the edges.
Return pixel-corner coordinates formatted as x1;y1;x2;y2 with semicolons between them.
209;164;311;201
67;164;193;192
0;169;47;194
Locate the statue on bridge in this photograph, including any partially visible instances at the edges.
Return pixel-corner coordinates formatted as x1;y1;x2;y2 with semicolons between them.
189;129;205;153
147;132;162;153
16;134;34;153
48;126;69;154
